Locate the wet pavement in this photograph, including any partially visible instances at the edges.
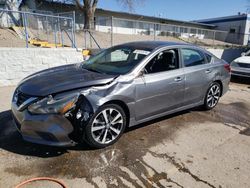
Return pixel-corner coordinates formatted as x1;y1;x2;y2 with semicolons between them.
0;80;250;188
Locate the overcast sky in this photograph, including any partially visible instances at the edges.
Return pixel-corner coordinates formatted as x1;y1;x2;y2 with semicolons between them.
98;0;249;21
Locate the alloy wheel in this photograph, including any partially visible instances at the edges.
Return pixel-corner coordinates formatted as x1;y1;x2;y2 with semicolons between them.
91;108;124;144
207;84;221;108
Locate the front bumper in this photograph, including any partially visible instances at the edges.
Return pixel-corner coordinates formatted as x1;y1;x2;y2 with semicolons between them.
231;67;250;78
11;102;76;147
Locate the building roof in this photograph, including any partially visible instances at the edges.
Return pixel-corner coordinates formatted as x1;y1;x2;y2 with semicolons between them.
96;9;216;29
195;14;249;24
34;0;216;29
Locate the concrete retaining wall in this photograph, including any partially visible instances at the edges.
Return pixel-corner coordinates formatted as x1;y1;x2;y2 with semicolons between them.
0;48;83;86
0;47;248;87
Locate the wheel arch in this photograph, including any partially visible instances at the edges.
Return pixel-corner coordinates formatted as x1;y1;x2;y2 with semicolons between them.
104;100;130;127
213;80;223;96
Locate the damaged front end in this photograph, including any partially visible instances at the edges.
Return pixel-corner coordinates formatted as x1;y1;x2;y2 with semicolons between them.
11;87;96;147
12;90;73;146
64;78;129;144
11;72;132;147
65;81;120;144
65;94;94;144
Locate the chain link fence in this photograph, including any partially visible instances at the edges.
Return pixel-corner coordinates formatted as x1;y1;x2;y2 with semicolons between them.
81;16;242;50
0;8;247;49
0;8;76;48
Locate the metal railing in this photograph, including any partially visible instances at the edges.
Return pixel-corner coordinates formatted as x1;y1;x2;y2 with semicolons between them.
0;8;76;48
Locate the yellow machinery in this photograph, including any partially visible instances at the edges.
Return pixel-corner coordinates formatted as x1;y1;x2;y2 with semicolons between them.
11;26;64;48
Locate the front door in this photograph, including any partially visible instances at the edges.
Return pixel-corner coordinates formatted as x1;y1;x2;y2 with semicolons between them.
135;49;185;121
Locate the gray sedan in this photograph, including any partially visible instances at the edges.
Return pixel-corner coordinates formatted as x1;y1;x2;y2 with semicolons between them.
11;41;231;148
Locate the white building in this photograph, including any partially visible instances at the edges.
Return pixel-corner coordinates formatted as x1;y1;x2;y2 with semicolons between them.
196;13;250;45
20;0;216;40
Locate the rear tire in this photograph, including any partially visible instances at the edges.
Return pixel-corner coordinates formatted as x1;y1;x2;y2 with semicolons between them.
203;82;221;110
84;104;126;148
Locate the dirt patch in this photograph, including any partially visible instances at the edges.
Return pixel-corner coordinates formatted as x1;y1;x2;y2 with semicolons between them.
0;28;31;47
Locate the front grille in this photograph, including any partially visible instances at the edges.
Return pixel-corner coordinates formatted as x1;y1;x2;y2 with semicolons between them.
16;91;31;106
237;63;250;68
232;71;250;77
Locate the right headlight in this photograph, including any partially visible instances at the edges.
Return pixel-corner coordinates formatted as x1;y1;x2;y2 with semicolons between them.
28;93;79;115
230;61;239;67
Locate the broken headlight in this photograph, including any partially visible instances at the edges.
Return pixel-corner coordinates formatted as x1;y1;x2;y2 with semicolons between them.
28;93;79;114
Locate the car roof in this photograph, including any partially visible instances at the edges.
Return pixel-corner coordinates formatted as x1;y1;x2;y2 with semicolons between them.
117;41;192;51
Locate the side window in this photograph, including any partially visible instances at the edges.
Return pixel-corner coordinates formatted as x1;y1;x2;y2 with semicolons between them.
181;49;206;67
145;49;179;74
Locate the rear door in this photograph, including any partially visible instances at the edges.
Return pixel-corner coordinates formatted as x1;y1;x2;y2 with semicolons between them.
180;48;214;106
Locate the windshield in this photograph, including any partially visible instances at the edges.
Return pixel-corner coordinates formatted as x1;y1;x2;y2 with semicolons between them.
82;45;152;75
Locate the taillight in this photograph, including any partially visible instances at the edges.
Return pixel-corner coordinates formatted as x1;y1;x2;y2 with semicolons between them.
224;64;231;72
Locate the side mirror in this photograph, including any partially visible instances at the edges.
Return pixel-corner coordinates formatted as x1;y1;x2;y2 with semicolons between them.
241;52;246;56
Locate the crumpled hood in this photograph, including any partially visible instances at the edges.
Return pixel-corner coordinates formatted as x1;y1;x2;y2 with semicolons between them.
18;64;116;97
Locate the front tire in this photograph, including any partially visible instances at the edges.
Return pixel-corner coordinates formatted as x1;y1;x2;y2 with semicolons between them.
84;104;126;148
203;82;221;110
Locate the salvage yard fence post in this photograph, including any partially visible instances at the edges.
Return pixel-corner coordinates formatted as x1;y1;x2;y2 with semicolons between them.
22;12;29;48
213;31;216;48
54;18;57;48
73;11;76;48
154;23;156;41
111;16;114;47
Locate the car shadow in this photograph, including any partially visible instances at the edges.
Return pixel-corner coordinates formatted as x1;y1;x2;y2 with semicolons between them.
231;76;250;85
0;108;194;158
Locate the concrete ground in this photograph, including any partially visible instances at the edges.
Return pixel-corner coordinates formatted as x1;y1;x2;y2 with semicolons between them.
0;78;250;188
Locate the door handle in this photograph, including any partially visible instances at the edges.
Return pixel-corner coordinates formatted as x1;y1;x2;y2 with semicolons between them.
205;69;212;74
174;77;183;82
